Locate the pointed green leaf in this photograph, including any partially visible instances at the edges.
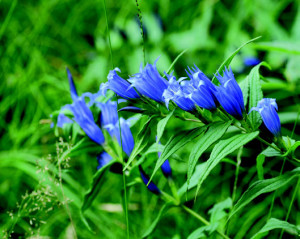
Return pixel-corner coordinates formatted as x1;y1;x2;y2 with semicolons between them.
124;116;156;170
256;154;265;180
250;218;300;239
248;62;271;129
239;77;249;107
188;121;232;186
156;109;175;144
81;159;116;213
149;126;207;185
195;131;259;196
212;36;261;83
229;167;300;220
142;202;174;238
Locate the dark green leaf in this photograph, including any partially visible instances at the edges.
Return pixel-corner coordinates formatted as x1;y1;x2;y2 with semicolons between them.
156;109;175;144
250;218;300;239
195;132;259;196
188;121;232;186
81;159;116;213
124;116;156;170
229;167;300;220
149;126;207;185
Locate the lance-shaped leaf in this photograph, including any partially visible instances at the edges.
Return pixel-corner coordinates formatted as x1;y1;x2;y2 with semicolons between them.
188;121;232;187
256;154;265;180
212;36;261;84
248;62;271;129
250;218;300;239
195;131;259;197
156;109;175;144
229;167;300;220
142;202;174;238
124;116;156;170
81;159;116;213
148;126;207;185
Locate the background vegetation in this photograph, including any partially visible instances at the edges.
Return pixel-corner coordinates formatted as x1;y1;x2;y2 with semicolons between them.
0;0;299;238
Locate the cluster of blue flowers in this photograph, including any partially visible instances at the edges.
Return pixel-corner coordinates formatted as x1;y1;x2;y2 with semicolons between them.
54;68;172;194
103;58;281;137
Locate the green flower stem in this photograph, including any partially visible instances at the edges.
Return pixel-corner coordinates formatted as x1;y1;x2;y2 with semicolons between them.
279;176;300;239
181;205;231;239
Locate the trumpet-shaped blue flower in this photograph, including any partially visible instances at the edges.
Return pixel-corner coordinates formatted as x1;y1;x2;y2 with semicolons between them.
70;98;105;145
181;65;218;110
101;68;139;99
129;58;168;102
215;67;245;119
139;166;161;195
249;98;281;137
96;101;135;156
162;73;195;111
97;151;113;170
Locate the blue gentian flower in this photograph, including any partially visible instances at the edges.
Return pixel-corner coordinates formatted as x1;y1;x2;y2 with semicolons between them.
162;73;195;111
244;57;261;67
249;98;281;137
96;101;135;156
139;166;161;195
69;98;105;145
66;67;78;101
97;151;113;169
182;65;218;110
101;68;140;99
215;66;245;119
129;58;168;102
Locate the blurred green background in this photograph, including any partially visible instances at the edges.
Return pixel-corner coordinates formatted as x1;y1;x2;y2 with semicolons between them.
1;0;300;238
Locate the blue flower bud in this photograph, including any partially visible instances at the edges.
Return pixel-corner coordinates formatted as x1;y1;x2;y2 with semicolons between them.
162;73;195;111
101;68;140;99
249;98;281;137
157;142;172;178
215;66;245;119
139;166;161;195
129;58;168;102
66;67;78;101
97;152;113;170
244;57;261;67
118;106;144;113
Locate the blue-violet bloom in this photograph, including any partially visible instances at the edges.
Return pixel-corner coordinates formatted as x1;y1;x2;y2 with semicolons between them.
69;98;105;145
215;66;245;119
129;58;168;102
101;68;140;99
182;65;218;110
162;73;195;111
97;101;135;156
249;98;281;137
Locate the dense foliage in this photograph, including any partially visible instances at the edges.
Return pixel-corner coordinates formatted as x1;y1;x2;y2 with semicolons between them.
1;0;300;238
